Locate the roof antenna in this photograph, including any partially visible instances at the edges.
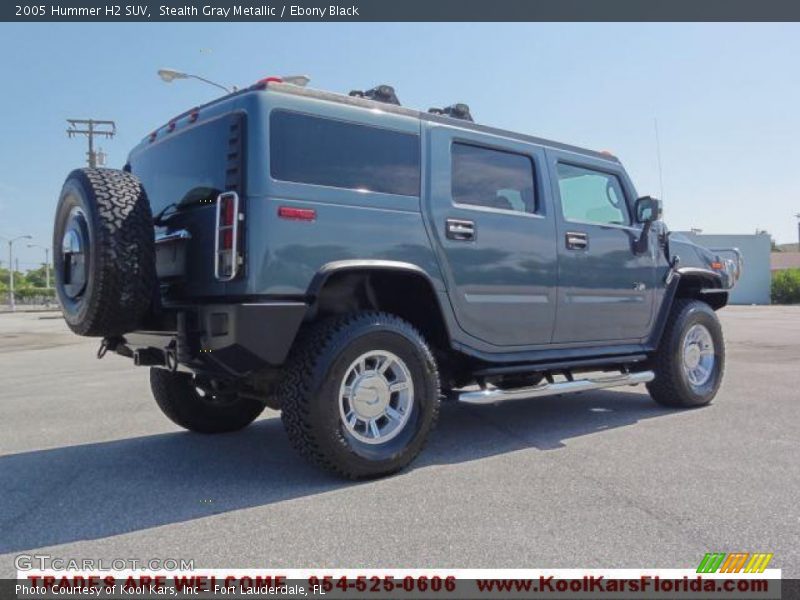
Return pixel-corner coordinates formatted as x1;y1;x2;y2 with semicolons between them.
654;117;665;201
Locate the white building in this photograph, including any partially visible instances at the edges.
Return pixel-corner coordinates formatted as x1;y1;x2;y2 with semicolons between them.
676;232;771;305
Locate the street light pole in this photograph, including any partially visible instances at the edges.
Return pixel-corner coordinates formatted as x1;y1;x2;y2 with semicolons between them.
1;235;32;311
157;68;232;93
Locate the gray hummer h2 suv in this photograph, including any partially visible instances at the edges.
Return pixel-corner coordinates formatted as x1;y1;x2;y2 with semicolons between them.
53;79;742;478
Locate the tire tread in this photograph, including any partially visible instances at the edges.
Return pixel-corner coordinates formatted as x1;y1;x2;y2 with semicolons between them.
57;168;155;336
150;368;265;433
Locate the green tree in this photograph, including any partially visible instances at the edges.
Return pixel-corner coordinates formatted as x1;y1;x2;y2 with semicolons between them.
772;268;800;304
25;265;49;288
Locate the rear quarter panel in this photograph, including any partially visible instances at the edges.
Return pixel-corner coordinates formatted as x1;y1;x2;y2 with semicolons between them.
241;91;445;297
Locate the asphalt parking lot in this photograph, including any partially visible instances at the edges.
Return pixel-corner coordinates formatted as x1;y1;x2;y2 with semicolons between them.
1;306;798;577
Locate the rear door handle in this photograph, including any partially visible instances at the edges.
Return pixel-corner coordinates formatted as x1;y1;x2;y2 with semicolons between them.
446;218;476;241
565;231;588;250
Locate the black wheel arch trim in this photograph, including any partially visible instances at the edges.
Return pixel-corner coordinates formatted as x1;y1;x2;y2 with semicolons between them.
307;259;453;341
675;267;724;289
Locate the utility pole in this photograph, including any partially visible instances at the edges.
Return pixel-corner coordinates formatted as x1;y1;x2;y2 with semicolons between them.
795;213;800;249
66;119;116;168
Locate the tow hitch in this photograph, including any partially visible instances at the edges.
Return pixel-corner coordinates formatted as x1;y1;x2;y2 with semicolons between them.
97;337;128;359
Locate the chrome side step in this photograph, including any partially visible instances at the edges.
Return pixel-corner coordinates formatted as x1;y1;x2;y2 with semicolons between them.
458;370;655;405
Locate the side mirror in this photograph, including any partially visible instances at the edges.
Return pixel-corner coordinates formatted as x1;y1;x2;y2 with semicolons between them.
632;197;662;254
634;196;662;223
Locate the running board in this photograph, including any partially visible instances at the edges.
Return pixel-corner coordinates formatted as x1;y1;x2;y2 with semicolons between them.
458;370;655;405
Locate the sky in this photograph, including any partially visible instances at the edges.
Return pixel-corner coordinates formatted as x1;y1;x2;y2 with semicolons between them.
0;22;799;270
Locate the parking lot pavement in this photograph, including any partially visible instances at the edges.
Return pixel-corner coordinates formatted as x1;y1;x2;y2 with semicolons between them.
1;306;798;577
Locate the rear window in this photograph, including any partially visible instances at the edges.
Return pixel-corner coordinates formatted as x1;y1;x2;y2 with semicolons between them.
129;114;232;214
270;110;420;197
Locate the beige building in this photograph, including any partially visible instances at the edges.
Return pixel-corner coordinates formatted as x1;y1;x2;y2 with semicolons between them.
771;252;800;272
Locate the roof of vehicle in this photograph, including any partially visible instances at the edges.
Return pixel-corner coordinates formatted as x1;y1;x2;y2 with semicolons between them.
137;80;620;163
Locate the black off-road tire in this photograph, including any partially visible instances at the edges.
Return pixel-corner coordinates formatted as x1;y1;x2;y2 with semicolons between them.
647;299;725;408
279;312;440;479
150;369;266;433
53;168;155;337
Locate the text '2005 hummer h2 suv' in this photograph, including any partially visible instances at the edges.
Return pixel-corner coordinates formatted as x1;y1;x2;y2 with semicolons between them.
53;78;741;478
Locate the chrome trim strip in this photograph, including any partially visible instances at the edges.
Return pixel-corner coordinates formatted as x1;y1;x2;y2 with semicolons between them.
464;293;549;304
458;370;655;405
566;294;645;304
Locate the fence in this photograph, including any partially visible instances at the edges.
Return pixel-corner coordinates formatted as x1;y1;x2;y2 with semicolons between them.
1;288;58;309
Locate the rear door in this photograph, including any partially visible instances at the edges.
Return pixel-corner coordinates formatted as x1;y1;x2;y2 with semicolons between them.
546;149;655;343
425;125;558;347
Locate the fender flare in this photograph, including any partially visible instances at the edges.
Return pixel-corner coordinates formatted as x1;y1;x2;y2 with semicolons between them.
675;267;724;291
306;259;453;344
307;259;445;297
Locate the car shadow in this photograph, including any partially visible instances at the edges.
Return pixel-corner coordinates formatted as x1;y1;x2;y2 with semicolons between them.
0;389;674;553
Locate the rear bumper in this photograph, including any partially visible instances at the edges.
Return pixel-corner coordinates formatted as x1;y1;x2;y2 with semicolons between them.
120;301;307;377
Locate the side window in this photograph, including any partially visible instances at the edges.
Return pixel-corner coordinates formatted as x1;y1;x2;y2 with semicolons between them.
556;163;630;226
270;110;420;196
451;143;536;214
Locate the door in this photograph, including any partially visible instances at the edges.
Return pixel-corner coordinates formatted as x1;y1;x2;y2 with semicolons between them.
547;149;655;343
425;125;558;347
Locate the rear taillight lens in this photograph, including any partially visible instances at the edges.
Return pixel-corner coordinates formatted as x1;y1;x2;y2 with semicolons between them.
220;194;235;252
222;229;233;250
215;192;240;281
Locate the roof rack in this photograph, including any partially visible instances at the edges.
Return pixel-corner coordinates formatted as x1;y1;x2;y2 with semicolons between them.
429;103;473;122
349;84;401;106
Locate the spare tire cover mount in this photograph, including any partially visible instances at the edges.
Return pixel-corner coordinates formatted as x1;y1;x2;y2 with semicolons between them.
61;205;89;299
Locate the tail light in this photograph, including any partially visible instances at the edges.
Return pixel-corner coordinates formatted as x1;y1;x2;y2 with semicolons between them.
214;191;240;281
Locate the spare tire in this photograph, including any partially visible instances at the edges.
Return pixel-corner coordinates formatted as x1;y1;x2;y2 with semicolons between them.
53;168;156;337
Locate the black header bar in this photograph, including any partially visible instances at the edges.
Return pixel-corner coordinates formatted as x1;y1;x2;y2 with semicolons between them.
5;0;800;22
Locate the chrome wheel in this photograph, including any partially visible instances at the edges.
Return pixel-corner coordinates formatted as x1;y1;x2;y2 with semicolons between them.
682;323;715;388
339;350;414;445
